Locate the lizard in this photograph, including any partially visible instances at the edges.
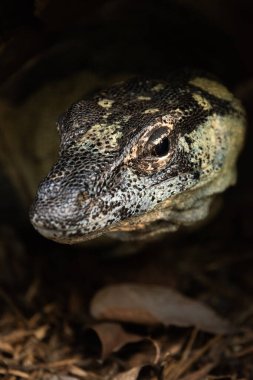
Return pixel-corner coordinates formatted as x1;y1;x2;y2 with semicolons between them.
30;70;246;244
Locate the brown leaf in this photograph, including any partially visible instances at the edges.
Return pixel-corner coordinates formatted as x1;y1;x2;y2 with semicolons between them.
178;362;215;380
113;365;158;380
163;335;221;380
33;324;49;340
90;284;231;334
116;338;161;368
0;341;13;354
0;368;29;378
83;322;142;360
49;376;79;380
69;365;100;379
1;329;32;343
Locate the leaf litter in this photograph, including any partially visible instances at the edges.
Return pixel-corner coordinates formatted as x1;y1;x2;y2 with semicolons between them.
0;219;253;380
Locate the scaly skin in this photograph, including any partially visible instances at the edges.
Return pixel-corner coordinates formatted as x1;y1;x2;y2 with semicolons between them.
30;70;246;243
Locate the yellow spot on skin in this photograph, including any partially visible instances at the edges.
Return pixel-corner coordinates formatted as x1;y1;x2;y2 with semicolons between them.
151;83;165;92
143;108;160;114
122;115;131;122
178;136;190;153
98;98;115;109
192;93;212;111
189;77;233;101
137;96;151;101
79;123;122;150
102;112;112;119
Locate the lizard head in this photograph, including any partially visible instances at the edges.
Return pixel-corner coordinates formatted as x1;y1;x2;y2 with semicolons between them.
30;71;246;243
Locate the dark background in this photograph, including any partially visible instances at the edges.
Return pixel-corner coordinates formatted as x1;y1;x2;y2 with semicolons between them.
0;0;253;378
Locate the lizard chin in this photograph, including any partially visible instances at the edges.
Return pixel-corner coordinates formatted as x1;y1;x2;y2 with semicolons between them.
31;223;104;244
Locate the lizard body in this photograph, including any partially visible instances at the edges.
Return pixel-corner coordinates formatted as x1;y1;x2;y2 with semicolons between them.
30;70;246;243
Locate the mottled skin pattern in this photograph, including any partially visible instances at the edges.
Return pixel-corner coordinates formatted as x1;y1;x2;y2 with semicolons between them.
30;70;246;243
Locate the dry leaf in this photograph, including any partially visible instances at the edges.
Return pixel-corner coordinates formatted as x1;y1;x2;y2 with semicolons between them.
179;362;215;380
90;284;231;334
113;365;158;380
49;376;79;380
69;365;99;379
83;322;141;360
0;341;13;354
33;324;49;340
116;338;161;368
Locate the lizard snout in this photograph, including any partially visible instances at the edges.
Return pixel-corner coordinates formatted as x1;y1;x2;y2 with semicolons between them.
30;182;92;236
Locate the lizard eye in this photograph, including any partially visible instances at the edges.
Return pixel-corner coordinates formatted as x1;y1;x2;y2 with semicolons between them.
145;127;170;158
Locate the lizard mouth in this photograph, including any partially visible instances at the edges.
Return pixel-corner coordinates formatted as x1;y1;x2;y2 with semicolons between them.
32;223;104;244
31;205;155;244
